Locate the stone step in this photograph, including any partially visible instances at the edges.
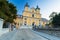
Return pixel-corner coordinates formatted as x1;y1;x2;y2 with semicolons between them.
20;25;33;29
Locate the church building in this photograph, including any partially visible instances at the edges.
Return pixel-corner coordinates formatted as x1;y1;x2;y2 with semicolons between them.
14;3;42;29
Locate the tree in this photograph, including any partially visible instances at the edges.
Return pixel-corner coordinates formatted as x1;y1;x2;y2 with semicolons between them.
0;0;8;20
49;12;60;28
52;13;60;28
0;0;17;22
49;12;57;18
49;12;57;27
6;2;17;23
0;0;17;28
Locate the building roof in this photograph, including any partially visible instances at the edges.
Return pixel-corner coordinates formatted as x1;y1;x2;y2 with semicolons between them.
17;15;23;18
35;5;40;10
25;2;29;7
41;18;48;22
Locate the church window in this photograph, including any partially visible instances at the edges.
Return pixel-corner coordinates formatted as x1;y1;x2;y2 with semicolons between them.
24;21;27;25
32;22;35;26
32;14;34;17
24;18;27;20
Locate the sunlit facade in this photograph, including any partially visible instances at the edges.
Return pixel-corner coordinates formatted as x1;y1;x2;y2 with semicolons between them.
14;3;44;28
22;3;41;26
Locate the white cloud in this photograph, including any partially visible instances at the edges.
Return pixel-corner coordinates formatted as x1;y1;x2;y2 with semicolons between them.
38;0;60;20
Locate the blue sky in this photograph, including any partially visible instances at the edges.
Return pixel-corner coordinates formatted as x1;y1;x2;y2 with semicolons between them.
8;0;60;20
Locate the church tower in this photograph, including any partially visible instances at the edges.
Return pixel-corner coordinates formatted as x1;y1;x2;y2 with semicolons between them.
24;3;29;11
35;5;40;13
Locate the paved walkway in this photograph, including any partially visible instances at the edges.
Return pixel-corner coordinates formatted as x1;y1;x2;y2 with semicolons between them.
0;28;9;36
33;30;60;40
0;29;48;40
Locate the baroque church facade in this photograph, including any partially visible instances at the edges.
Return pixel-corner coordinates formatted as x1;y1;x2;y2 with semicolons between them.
22;3;41;26
14;3;46;29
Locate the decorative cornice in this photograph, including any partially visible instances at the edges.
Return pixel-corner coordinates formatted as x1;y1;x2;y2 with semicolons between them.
17;15;41;19
23;11;41;15
23;16;40;19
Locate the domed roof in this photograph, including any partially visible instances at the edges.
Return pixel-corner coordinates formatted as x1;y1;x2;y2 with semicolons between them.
35;5;40;10
25;2;29;7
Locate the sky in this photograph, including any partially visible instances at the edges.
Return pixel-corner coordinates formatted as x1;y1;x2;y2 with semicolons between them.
8;0;60;20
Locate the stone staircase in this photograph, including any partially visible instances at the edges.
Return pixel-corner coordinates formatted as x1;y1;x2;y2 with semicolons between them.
20;25;33;29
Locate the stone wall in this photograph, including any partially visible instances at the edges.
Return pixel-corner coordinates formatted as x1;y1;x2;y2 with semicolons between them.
0;18;4;29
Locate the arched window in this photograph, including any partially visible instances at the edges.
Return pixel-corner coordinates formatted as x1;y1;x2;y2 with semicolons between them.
24;21;27;25
32;14;34;17
32;22;35;26
25;18;27;20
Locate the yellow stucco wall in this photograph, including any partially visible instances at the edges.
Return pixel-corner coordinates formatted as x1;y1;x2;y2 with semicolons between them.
14;5;48;29
14;5;41;28
14;17;23;29
23;7;41;26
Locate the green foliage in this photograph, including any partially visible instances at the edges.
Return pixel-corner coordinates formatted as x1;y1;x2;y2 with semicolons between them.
49;12;57;27
52;13;60;28
0;0;17;23
0;11;7;20
50;12;60;28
